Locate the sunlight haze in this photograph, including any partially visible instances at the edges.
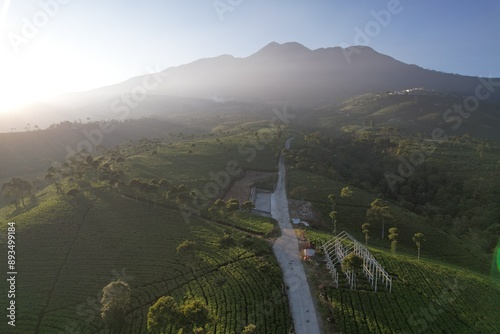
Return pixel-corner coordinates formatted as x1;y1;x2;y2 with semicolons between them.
0;1;499;113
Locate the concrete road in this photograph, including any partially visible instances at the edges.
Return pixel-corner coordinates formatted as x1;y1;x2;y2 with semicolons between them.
272;138;321;334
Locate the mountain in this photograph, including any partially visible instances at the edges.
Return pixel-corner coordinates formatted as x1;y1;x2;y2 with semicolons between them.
130;42;499;106
2;42;499;132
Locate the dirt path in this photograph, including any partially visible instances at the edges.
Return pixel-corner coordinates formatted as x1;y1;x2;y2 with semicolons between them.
272;138;321;334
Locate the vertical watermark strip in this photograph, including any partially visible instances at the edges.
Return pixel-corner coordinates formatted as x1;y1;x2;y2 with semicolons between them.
6;221;17;327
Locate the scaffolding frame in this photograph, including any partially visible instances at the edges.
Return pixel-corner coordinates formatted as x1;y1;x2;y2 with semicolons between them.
323;231;392;292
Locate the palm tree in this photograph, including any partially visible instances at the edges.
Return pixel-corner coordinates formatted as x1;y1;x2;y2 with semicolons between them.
412;232;426;260
362;223;370;246
388;227;399;254
329;210;338;235
367;198;392;239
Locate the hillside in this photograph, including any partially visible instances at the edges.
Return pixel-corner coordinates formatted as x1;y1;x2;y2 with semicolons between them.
0;104;280;190
0;132;290;333
1;116;499;333
304;91;500;139
284;130;499;274
3;89;499;193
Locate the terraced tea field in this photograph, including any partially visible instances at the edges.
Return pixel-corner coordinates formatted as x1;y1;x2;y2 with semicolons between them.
305;230;500;334
0;191;292;333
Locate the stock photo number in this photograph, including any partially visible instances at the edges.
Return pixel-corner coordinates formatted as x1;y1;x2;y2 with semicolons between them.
6;222;17;327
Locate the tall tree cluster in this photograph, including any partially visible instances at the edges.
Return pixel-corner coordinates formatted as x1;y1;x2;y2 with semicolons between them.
1;177;33;208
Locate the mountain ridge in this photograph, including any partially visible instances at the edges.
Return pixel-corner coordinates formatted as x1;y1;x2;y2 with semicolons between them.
2;42;499;132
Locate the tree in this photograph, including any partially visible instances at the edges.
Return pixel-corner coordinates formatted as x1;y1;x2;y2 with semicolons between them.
341;252;363;272
147;297;210;333
361;223;370;247
176;240;196;255
180;299;210;330
242;200;255;213
367;198;392;239
158;178;170;188
1;178;33;208
388;227;399;254
412;232;426;260
329;210;338;235
476;142;485;161
340;186;353;199
328;193;338;234
45;167;62;194
242;323;257;334
209;199;226;219
214;198;225;208
327;194;336;211
105;169;125;191
101;280;131;331
225;198;240;212
147;296;179;333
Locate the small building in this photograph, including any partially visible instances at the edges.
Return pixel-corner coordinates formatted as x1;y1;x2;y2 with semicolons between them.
303;248;316;259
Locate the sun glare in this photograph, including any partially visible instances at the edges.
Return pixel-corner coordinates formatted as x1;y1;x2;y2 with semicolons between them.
0;34;132;114
0;68;49;113
0;41;64;112
1;45;70;112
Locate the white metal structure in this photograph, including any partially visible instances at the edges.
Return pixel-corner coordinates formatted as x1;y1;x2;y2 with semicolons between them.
322;231;392;292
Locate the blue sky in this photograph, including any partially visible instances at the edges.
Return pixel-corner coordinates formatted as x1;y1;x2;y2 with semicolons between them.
0;0;499;110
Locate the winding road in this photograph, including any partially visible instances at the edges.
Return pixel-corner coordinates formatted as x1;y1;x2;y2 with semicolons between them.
271;138;321;334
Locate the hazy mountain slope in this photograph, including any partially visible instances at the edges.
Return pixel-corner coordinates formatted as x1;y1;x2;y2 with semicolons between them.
3;42;499;132
147;42;495;107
